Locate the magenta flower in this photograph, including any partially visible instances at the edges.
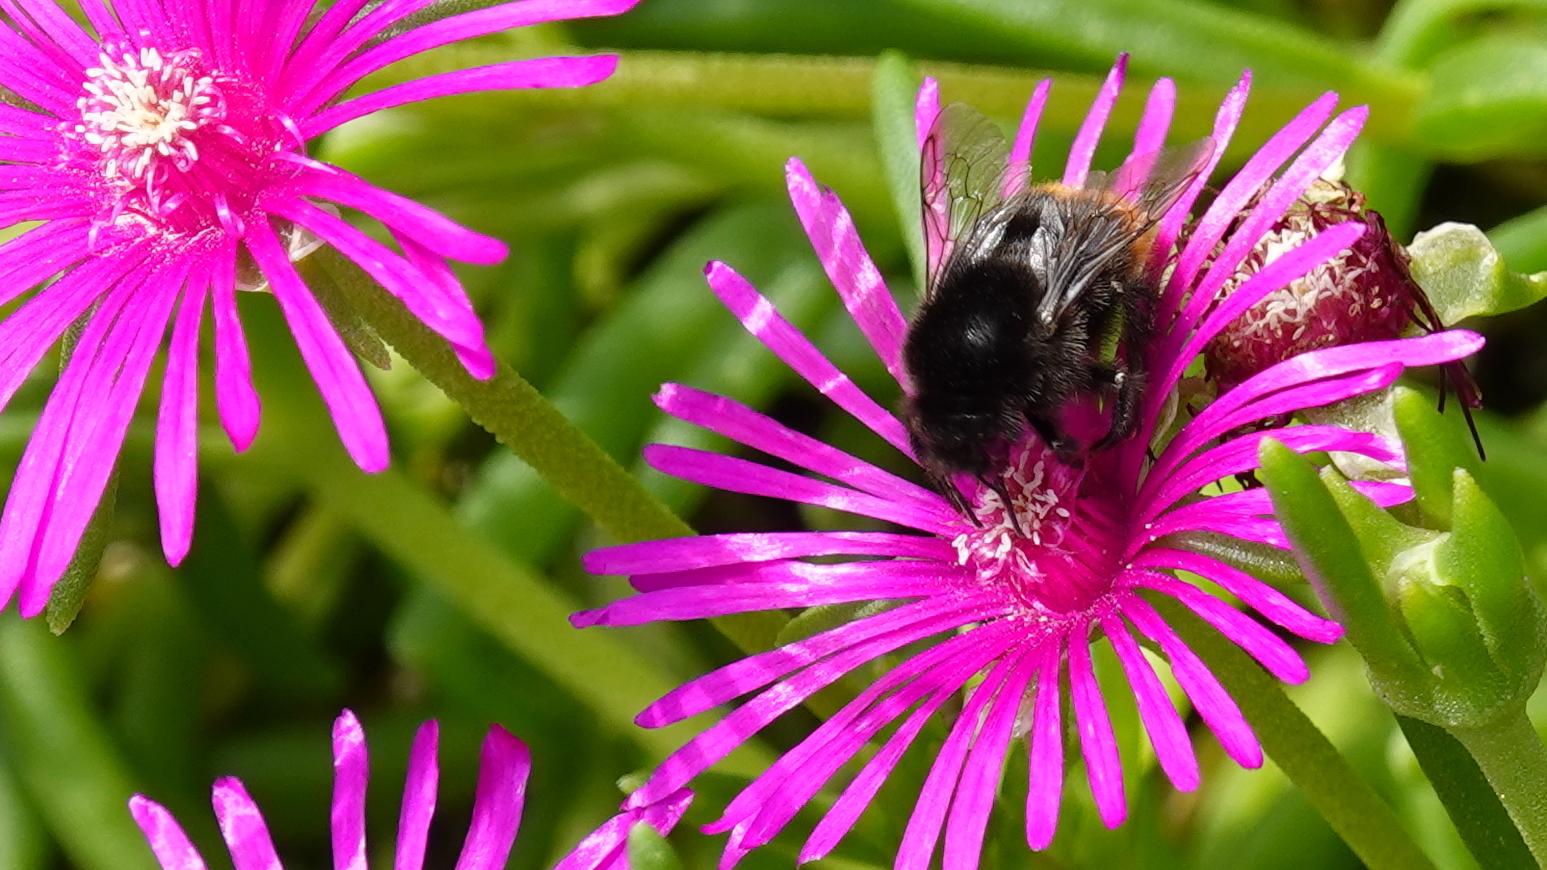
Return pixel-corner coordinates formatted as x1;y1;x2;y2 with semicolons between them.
130;710;531;869
0;0;635;615
576;59;1483;866
130;709;688;869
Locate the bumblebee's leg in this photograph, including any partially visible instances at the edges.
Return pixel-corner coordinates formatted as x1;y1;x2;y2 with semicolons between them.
1095;363;1146;449
1094;276;1153;450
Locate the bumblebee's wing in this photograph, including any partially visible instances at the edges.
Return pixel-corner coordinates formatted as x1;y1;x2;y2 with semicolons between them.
1083;137;1215;221
921;102;1016;293
1035;138;1215;325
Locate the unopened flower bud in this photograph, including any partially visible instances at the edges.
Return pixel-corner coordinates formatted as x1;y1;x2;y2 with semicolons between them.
1206;179;1416;386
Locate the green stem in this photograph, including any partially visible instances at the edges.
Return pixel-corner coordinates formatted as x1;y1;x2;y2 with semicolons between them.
319;251;688;544
1395;715;1536;868
1159;600;1437;870
0;617;156;870
1451;712;1547;865
316;250;787;654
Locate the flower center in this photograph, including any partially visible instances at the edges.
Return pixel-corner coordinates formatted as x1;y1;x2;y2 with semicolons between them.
951;441;1122;614
68;41;290;245
77;46;226;184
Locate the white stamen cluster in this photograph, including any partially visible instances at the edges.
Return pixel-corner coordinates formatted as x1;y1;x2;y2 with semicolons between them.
952;449;1073;588
75;46;225;182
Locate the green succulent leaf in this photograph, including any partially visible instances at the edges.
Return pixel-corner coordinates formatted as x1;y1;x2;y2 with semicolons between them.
43;474;115;635
1407;222;1547;324
1414;35;1547;160
1320;464;1435;574
1391;386;1482;527
872;50;927;288
1259;439;1427;684
1395;570;1498;684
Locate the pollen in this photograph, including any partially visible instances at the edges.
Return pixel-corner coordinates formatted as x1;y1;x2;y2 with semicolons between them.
76;46;226;182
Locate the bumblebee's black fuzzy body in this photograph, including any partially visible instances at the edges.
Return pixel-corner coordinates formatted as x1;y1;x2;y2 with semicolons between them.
902;190;1154;494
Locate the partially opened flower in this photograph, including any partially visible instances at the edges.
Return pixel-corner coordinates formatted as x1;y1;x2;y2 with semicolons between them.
0;0;635;615
576;58;1483;866
131;710;530;869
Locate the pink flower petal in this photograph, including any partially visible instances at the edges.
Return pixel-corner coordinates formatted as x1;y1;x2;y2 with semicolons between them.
705;261;914;456
800;626;1022;863
289;0;638;112
284;158;507;266
634;597;991;728
130;794;209;870
654;383;939;507
155;279;207;566
1068;623;1126;829
395;721;440;870
1132;549;1343;643
585;530;951;576
1111;77;1176;198
573;560;955;627
23;270;183;613
1121;596;1262;768
1155;221;1367;402
270;198;486;355
942;645;1041;869
1062;54;1127;187
1025;640;1065;850
627;619;1011;811
1004;79;1051;197
303;55;620;137
210;245;261;452
1134;572;1310;683
452;726;529;870
641;444;955;534
1159;91;1337;316
555;787;693;870
245;219;390;473
332;710;370;870
212;777;283;870
1179;106;1369;332
785;158;907;382
1099;612;1199;791
711;617;1023;842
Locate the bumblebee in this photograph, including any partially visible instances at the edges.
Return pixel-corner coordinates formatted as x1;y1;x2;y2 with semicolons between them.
901;103;1211;523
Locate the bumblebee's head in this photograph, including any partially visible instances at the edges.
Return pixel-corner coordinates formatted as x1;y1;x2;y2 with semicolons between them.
902;391;1018;478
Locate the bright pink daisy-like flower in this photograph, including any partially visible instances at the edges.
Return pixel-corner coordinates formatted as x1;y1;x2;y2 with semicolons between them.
129;709;689;869
576;58;1483;866
0;0;635;615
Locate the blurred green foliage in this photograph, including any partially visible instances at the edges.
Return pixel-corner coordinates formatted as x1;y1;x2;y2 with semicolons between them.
6;0;1547;867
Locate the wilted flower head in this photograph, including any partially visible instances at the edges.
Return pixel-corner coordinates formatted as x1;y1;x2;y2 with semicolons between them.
130;709;689;870
576;57;1482;866
0;0;635;615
